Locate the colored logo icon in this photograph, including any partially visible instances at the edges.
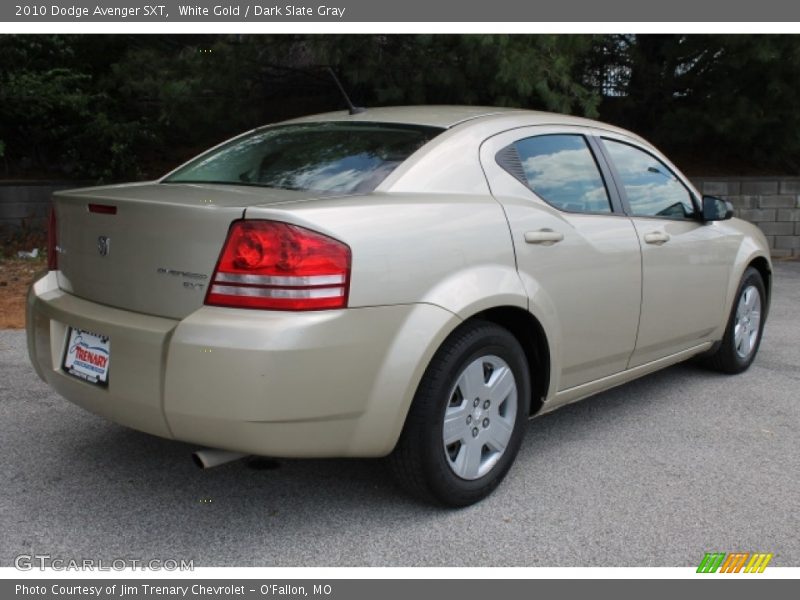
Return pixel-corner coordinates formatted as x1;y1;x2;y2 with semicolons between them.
697;552;773;573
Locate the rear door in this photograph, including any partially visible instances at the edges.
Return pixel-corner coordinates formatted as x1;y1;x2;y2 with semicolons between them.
596;135;735;366
480;126;642;392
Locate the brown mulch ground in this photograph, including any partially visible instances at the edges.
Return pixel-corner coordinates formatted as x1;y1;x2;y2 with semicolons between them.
0;258;44;328
1;223;48;328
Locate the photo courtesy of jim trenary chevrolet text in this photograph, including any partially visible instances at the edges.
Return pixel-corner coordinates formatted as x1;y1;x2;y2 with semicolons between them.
1;0;799;597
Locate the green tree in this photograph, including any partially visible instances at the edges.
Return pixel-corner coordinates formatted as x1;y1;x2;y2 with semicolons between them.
307;35;600;116
601;34;800;172
2;34;798;181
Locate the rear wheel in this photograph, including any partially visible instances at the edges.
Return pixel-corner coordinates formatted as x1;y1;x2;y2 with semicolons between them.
390;320;531;507
703;267;766;374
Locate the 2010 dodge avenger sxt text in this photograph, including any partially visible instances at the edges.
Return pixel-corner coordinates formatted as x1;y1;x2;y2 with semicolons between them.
27;106;771;505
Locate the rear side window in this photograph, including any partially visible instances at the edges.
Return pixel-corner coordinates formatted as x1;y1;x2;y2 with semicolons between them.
498;134;612;213
602;139;695;219
164;122;443;194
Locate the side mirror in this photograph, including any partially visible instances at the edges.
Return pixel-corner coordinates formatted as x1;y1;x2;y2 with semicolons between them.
702;195;734;221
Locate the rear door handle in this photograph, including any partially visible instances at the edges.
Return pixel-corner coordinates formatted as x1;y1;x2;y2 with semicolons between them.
643;231;671;245
524;229;564;245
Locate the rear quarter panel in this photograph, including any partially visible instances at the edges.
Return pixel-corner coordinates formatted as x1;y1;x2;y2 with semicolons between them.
243;193;528;317
243;194;540;451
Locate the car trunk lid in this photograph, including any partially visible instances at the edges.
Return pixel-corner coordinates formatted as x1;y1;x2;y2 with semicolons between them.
53;182;329;319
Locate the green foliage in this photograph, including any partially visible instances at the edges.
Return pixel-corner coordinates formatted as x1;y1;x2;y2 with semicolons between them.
0;36;143;181
309;35;600;116
0;34;798;180
601;34;800;172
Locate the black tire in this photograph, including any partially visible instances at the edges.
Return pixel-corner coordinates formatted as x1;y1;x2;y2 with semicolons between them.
389;320;531;507
702;267;767;374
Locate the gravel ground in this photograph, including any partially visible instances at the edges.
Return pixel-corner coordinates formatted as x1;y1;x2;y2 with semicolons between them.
1;262;798;567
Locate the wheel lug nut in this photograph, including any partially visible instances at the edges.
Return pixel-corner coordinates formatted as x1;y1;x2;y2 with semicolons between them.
473;398;480;407
472;427;479;438
483;400;490;409
466;415;472;425
483;418;490;428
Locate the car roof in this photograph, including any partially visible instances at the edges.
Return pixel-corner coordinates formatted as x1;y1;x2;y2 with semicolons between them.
279;105;643;140
281;105;526;129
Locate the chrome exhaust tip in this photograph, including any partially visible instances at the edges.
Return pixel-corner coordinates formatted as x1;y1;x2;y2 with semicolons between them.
192;448;248;469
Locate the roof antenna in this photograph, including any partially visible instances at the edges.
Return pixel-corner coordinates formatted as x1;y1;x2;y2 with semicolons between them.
327;67;366;115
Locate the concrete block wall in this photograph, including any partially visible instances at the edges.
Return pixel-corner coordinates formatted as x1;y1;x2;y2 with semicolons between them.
2;178;800;259
690;177;800;258
0;182;81;231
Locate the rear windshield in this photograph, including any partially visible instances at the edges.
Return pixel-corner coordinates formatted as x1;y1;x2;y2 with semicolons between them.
163;122;443;194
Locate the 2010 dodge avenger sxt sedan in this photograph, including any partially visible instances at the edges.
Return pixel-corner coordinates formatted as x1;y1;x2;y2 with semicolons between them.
27;106;771;506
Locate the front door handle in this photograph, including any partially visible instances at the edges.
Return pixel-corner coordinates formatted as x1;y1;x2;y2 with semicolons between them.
643;231;671;245
524;229;564;245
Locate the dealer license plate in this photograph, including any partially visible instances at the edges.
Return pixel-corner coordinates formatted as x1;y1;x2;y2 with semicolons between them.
62;328;111;386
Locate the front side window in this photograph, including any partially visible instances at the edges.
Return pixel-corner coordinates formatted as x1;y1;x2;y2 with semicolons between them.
603;139;695;219
164;122;443;194
504;134;612;214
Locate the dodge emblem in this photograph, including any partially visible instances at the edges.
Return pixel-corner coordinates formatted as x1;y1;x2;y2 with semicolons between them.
97;236;110;257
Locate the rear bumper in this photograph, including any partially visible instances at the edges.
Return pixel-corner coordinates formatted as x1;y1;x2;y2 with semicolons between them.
27;271;459;457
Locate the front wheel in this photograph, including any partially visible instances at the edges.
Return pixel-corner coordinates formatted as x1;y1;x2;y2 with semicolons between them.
703;267;767;374
389;320;531;507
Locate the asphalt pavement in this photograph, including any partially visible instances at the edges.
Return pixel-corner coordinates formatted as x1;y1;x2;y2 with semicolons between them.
1;262;799;567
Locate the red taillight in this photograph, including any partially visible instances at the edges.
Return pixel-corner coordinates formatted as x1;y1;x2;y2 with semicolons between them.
205;220;351;311
47;206;58;270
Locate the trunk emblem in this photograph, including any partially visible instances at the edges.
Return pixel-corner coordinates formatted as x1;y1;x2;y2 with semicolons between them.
97;236;110;257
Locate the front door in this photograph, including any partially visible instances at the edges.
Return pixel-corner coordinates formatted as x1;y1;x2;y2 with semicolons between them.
597;136;734;367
